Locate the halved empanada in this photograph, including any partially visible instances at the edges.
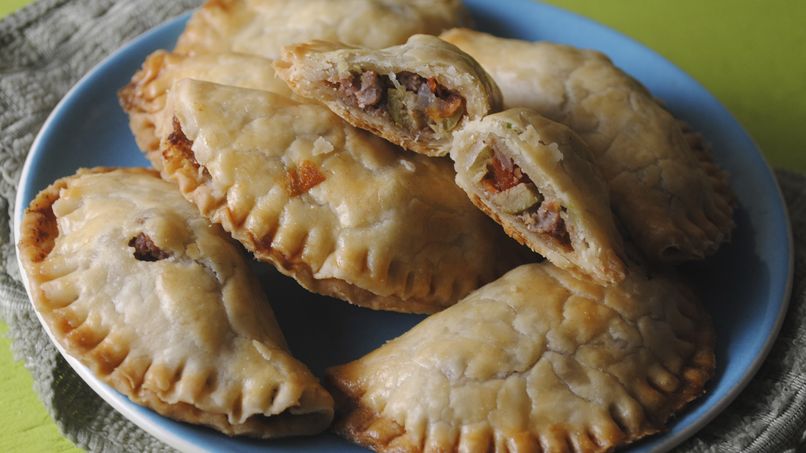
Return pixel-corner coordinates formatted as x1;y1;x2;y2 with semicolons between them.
275;34;502;157
18;168;334;438
159;79;521;313
441;28;734;264
451;108;626;285
174;0;470;59
327;262;715;452
118;50;291;168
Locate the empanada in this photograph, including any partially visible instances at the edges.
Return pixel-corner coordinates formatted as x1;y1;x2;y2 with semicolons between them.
174;0;470;59
119;50;291;168
441;28;734;263
275;34;502;156
328;263;715;452
451;108;626;285
18;168;334;438
159;79;521;313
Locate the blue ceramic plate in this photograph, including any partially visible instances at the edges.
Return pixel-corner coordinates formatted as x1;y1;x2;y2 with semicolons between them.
14;1;793;452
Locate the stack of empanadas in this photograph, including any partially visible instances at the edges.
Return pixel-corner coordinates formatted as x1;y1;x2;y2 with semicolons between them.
159;78;520;313
441;28;735;264
18;0;732;450
274;34;502;156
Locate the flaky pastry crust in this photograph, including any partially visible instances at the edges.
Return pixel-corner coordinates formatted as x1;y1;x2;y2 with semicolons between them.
441;28;734;264
118;50;291;169
159;79;522;313
451;108;626;285
18;167;334;438
328;263;715;452
174;0;470;59
275;35;502;156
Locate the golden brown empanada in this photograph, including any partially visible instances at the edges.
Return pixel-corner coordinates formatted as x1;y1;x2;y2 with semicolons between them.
328;262;715;452
174;0;470;59
119;50;291;168
441;28;734;263
275;34;502;157
18;168;334;438
451;108;626;285
159;79;521;313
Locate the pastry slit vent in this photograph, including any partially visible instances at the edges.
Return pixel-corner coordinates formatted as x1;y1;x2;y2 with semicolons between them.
129;233;170;261
327;70;466;138
476;141;572;249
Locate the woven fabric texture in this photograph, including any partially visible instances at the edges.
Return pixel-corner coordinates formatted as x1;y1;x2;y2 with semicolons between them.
0;1;200;451
0;1;803;452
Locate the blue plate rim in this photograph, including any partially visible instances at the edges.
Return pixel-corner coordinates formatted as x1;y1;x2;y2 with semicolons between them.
12;2;794;452
13;12;215;453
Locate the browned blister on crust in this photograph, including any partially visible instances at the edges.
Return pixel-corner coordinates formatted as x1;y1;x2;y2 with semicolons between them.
158;79;523;313
451;108;627;285
118;50;291;168
327;262;715;452
174;0;470;59
18;167;334;438
275;35;502;156
441;28;735;264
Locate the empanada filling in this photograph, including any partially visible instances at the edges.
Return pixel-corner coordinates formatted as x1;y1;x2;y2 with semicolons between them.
129;232;170;261
167;117;212;181
477;143;572;249
329;70;466;138
286;160;326;197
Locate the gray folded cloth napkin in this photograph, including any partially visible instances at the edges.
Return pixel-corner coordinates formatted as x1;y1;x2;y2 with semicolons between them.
1;1;803;451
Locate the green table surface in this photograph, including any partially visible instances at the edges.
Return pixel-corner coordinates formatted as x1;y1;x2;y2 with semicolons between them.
1;0;805;451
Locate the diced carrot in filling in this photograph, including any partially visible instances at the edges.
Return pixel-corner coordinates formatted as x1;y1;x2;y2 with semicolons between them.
286;160;326;197
329;70;466;135
481;152;528;193
481;146;572;248
423;76;464;123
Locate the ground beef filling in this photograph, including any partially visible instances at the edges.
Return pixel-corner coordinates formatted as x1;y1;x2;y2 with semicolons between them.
331;70;466;135
481;149;572;248
522;201;570;246
482;151;528;192
166;117;212;181
167;118;195;162
129;232;170;261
